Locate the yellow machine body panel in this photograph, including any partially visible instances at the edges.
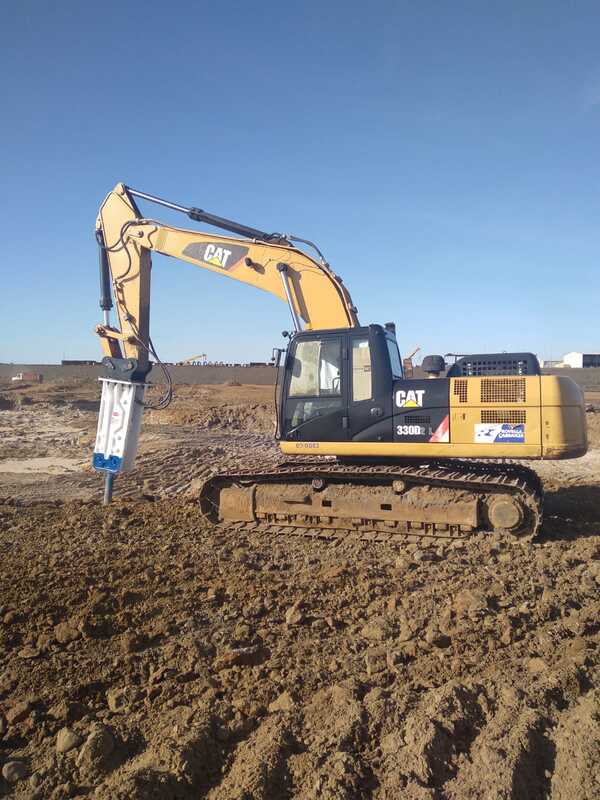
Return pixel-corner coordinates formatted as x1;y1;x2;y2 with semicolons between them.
540;374;588;458
279;374;587;460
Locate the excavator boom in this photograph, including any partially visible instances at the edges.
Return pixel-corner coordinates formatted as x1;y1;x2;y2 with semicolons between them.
96;183;358;378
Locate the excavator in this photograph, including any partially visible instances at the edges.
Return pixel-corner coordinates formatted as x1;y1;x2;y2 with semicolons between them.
92;183;588;542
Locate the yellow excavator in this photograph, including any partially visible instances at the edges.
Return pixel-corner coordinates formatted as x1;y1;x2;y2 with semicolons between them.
93;183;587;542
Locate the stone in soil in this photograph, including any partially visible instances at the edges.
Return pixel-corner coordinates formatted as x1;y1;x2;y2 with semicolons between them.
6;700;31;725
106;687;131;713
53;620;80;644
285;601;305;626
2;760;27;783
365;646;388;676
56;726;82;753
76;724;115;778
268;691;296;713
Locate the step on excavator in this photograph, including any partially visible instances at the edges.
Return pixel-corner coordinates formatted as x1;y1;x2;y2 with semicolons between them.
92;184;588;542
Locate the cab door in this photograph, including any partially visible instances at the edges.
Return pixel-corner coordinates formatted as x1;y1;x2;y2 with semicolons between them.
347;327;395;442
282;333;349;442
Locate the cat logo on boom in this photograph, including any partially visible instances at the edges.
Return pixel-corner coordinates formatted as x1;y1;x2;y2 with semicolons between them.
395;389;425;408
203;244;232;268
182;242;249;272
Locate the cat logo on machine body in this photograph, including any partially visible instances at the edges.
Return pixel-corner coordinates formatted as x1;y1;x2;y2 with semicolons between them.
395;388;425;408
182;242;249;271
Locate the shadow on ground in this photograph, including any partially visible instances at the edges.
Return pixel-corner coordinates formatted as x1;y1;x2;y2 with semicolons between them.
70;399;101;412
540;483;600;541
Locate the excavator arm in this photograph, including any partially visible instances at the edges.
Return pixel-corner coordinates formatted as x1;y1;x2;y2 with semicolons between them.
95;183;359;378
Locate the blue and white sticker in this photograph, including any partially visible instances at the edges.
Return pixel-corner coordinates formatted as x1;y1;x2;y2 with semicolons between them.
474;423;525;444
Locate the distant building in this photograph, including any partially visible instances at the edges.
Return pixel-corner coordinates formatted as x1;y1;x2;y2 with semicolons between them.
562;352;600;368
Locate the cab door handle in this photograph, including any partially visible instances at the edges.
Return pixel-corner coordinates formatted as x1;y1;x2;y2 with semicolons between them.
370;406;383;417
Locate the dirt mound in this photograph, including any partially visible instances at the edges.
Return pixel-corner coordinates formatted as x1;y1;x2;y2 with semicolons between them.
143;384;275;434
585;409;600;448
0;499;599;798
152;401;274;434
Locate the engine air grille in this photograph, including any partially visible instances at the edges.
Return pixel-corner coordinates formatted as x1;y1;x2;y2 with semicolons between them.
481;410;526;424
453;380;468;403
481;378;526;404
449;354;538;376
405;415;431;424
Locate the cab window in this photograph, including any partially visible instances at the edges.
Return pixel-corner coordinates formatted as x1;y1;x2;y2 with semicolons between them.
289;338;342;397
352;338;372;401
386;338;403;378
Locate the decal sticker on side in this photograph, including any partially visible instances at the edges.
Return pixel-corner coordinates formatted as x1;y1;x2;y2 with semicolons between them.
429;415;449;443
396;424;425;437
394;415;450;442
474;423;525;444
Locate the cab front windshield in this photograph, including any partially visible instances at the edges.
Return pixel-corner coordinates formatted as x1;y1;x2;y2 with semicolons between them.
286;337;343;430
289;338;341;397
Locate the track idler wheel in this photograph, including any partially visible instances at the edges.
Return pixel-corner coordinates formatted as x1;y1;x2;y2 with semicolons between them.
485;495;524;533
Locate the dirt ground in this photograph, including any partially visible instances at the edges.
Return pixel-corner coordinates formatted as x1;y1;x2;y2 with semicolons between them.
0;379;599;799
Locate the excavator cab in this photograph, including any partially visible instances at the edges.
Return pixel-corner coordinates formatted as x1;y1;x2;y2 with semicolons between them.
280;324;401;444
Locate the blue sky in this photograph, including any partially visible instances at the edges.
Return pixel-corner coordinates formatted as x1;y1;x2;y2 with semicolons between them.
1;1;599;365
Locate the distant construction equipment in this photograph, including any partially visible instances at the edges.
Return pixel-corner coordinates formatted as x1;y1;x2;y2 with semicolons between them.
176;353;208;366
402;346;420;378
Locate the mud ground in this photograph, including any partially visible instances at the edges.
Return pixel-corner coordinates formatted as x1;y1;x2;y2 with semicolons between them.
0;379;599;799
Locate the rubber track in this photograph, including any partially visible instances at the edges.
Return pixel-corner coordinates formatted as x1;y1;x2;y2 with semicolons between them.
199;459;544;545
